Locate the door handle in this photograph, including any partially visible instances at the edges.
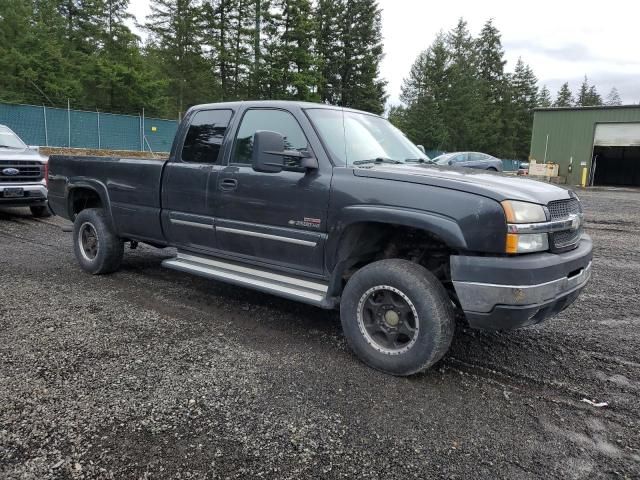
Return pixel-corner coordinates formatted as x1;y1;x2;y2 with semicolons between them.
219;178;238;191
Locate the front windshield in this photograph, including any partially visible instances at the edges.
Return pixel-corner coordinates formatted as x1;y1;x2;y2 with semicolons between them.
306;109;430;166
0;126;26;149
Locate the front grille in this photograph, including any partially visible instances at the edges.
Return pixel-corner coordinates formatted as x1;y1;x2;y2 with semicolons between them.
0;160;43;183
548;198;581;219
547;198;583;251
552;228;582;249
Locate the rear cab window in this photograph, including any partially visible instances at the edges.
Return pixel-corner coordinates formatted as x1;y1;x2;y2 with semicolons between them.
181;109;233;164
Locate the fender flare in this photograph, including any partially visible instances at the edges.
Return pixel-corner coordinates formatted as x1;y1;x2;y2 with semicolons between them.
325;205;468;296
65;179;114;227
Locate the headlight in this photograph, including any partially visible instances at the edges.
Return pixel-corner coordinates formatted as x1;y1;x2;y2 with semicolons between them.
502;201;548;253
501;200;547;223
506;233;549;254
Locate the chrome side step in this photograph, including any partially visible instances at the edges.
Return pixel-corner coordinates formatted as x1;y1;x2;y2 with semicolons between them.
162;252;330;307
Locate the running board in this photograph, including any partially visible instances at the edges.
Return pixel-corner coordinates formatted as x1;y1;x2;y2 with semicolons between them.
162;252;331;308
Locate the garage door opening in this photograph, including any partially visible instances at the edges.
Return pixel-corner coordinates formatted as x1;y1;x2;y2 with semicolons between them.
592;123;640;187
593;146;640;186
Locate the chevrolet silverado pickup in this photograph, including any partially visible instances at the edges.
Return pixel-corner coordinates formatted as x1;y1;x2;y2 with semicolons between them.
0;124;50;216
48;101;592;375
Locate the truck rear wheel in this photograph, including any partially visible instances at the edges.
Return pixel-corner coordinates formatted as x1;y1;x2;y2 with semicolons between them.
73;208;123;275
340;259;455;376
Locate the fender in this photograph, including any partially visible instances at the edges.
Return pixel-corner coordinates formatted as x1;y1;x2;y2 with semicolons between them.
65;178;115;229
325;205;468;296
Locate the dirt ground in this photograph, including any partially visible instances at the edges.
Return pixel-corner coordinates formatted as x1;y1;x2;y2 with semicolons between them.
40;147;167;160
0;188;639;479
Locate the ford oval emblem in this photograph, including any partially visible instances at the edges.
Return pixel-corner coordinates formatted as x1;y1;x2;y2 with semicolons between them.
2;168;20;176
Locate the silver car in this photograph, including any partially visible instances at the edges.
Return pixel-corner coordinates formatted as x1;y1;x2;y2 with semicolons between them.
432;152;504;172
0;124;50;217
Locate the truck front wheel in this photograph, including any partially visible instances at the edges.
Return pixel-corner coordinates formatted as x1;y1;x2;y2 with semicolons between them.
340;259;455;376
73;208;123;275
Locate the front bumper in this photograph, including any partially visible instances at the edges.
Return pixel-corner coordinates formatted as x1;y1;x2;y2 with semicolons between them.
0;183;48;207
451;235;593;330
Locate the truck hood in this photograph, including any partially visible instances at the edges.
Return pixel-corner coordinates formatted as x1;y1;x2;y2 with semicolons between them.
0;147;47;163
353;164;573;204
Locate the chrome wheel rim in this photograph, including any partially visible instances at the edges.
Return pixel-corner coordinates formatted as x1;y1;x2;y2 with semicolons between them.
357;285;419;355
78;222;99;261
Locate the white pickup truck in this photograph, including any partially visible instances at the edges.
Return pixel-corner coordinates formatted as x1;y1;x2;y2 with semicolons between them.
0;124;50;217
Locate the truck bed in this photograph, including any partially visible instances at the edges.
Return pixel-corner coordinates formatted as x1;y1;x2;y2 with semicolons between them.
47;155;168;243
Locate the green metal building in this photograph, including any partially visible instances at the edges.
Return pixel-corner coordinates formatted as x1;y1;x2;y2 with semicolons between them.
530;105;640;187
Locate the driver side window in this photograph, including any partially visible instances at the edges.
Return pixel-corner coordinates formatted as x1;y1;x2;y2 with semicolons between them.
231;109;309;165
451;153;468;164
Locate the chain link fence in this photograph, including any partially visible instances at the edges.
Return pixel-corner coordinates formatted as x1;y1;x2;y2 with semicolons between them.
0;102;178;153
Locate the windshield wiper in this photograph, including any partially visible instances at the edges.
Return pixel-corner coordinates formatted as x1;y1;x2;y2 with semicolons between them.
0;144;20;149
352;157;403;165
405;158;434;164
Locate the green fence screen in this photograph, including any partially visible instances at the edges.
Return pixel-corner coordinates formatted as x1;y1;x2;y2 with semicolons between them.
0;102;178;153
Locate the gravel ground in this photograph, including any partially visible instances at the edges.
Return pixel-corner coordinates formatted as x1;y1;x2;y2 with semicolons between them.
1;188;639;479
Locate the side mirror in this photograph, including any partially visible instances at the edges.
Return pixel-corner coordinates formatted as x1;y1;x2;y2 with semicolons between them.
251;130;319;173
252;130;285;173
417;145;426;154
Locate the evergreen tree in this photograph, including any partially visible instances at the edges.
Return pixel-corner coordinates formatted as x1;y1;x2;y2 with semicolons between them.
397;33;449;151
145;0;215;117
315;0;343;105
230;0;255;99
575;76;589;106
575;75;602;107
338;0;387;113
498;75;518;158
476;19;505;101
203;0;233;99
400;96;448;152
586;85;603;106
538;85;552;107
400;33;448;106
442;18;480;151
474;19;507;154
0;0;81;105
387;105;406;128
261;0;320;100
554;82;573;107
606;87;622;106
80;0;166;113
57;0;104;53
509;58;538;159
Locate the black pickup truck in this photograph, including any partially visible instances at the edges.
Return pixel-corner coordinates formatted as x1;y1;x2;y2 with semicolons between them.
48;101;592;375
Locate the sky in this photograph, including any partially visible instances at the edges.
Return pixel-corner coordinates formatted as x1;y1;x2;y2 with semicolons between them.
128;0;640;105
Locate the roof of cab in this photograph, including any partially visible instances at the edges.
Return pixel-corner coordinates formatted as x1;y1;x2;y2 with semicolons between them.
187;100;377;117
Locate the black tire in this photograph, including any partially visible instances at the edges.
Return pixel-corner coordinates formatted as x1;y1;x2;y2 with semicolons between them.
72;208;123;275
487;167;498;172
30;205;52;217
340;259;455;376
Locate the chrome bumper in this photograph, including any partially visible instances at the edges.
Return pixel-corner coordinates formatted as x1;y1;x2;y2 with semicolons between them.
450;235;593;330
0;183;48;203
453;261;591;314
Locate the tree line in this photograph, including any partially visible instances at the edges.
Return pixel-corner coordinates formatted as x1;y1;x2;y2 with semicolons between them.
389;19;624;160
0;0;386;117
0;3;627;159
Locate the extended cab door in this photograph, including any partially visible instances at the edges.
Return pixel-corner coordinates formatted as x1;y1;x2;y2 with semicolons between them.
161;108;233;253
214;107;332;275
